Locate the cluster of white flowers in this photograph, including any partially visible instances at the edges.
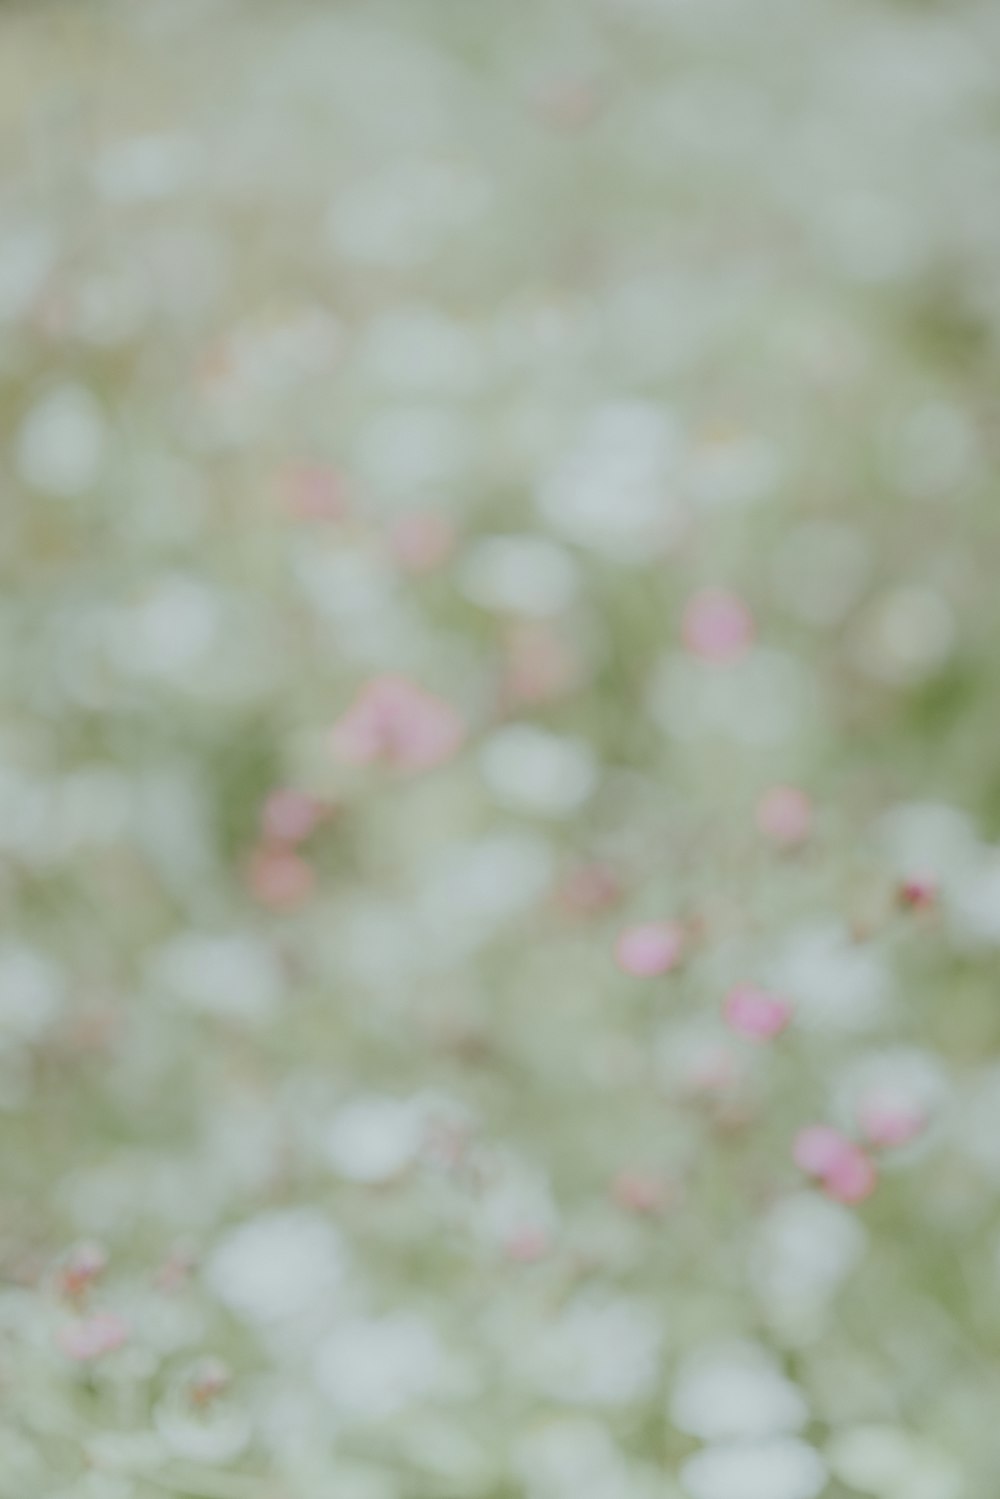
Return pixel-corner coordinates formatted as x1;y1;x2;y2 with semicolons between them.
1;0;999;1494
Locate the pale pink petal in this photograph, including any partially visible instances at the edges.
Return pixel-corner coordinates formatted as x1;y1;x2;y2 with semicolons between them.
58;1311;129;1362
388;512;456;573
724;985;792;1040
330;677;465;773
261;789;324;845
823;1146;877;1204
281;463;348;521
859;1097;926;1149
247;847;316;910
615;921;685;977
756;785;813;848
683;588;754;663
793;1125;852;1176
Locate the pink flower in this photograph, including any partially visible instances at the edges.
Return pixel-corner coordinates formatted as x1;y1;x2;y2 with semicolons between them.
558;862;621;917
504;1226;550;1263
329;675;465;773
899;877;936;910
858;1096;926;1149
502;622;580;706
280;463;348;522
724;985;791;1040
612;1169;674;1215
261;789;325;846
247;847;316;910
756;785;812;848
58;1311;129;1362
682;588;754;664
57;1242;107;1301
824;1148;877;1204
387;512;456;573
793;1126;877;1204
615;921;685;977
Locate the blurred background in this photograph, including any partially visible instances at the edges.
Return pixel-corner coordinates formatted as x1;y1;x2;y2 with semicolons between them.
2;1;1000;1496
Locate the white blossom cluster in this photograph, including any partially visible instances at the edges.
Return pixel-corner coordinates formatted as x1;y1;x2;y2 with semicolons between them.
1;0;999;1496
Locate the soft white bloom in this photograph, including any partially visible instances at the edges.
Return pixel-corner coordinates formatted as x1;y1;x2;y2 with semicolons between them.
670;1340;808;1441
416;831;555;952
324;1095;424;1183
0;945;66;1041
514;1419;635;1499
856;586;955;684
94;133;197;202
751;1192;867;1318
827;1425;962;1499
538;401;681;561
875;801;977;887
520;1294;662;1406
680;1439;826;1499
150;933;282;1023
361;305;484;394
480;726;598;816
770;921;890;1032
205;1210;346;1326
650;650;812;747
316;1313;449;1420
17;384;106;496
459;535;579;616
949;847;1000;946
108;576;219;679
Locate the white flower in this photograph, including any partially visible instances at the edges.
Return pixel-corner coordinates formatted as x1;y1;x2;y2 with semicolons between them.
670;1341;808;1441
537;400;681;561
521;1295;662;1406
316;1313;448;1420
770;921;890;1032
949;848;1000;946
459;535;579;617
0;945;66;1042
680;1439;826;1499
324;1096;424;1183
827;1425;962;1499
875;801;977;887
205;1210;346;1327
108;576;219;679
751;1192;867;1314
17;384;106;496
416;831;555;953
149;933;282;1024
480;726;598;816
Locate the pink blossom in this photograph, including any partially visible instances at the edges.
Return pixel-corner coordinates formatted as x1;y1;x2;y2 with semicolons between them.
899;877;936;910
612;1169;673;1215
558;861;621;916
724;984;792;1040
858;1096;926;1149
756;785;813;848
329;675;465;773
682;588;754;664
793;1126;877;1204
280;463;348;521
505;1226;550;1263
247;847;316;909
502;622;580;706
388;511;456;573
57;1241;108;1301
793;1125;851;1175
615;921;685;977
58;1311;129;1362
261;789;325;845
824;1147;877;1204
